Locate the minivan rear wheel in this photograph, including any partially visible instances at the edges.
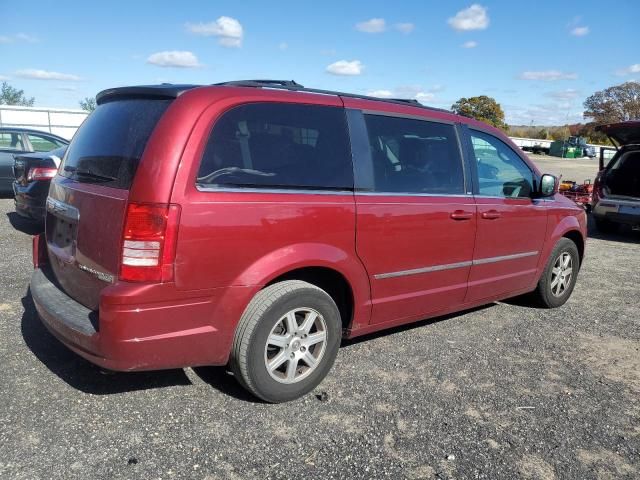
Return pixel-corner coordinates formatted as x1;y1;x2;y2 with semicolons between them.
532;238;580;308
230;280;341;403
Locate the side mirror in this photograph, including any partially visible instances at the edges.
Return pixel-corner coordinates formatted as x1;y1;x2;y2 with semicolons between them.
539;174;558;197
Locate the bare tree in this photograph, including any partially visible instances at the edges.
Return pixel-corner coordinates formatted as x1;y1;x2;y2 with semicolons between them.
0;82;35;106
583;81;640;124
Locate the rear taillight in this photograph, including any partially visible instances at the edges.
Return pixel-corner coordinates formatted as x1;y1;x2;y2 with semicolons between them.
32;233;48;268
593;174;605;200
119;202;181;283
27;167;57;182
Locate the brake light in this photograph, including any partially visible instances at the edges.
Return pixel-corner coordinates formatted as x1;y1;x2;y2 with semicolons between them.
593;174;605;199
27;167;57;182
119;202;181;282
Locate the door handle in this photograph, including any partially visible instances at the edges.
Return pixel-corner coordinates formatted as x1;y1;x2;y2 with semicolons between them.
450;210;473;220
481;210;501;220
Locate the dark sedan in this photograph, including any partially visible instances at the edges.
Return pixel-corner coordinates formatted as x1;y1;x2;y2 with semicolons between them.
0;128;68;195
13;146;66;222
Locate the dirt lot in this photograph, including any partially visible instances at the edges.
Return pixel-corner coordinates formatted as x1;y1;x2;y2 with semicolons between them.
0;156;638;479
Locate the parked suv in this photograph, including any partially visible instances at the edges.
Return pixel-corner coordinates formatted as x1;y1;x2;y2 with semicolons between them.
30;80;587;402
592;121;640;232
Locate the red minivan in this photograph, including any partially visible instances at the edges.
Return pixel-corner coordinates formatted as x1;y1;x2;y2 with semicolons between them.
30;80;587;402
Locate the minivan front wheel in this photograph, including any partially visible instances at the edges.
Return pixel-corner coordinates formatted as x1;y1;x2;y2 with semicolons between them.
230;280;341;403
533;238;580;308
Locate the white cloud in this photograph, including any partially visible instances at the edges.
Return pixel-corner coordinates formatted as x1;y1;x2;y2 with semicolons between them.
15;69;82;81
462;40;478;48
615;63;640;76
367;89;394;98
185;16;244;47
394;23;415;34
0;74;10;80
519;70;578;81
356;18;386;33
505;103;584;126
326;60;364;76
547;88;580;100
367;85;442;104
0;33;38;44
415;92;435;103
55;85;78;92
146;51;202;68
571;26;589;36
15;33;38;43
279;42;288;50
448;4;489;31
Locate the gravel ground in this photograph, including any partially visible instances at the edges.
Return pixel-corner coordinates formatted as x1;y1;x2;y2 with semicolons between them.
527;154;600;183
0;178;639;479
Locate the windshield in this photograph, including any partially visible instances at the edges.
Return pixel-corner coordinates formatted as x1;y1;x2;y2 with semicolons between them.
59;99;171;189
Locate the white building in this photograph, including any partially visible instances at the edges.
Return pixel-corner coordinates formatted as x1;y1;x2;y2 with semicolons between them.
0;105;88;140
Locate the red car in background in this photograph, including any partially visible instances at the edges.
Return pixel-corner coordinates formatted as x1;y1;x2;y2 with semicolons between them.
30;80;587;402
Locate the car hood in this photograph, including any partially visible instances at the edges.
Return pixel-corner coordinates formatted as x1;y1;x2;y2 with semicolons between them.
596;121;640;146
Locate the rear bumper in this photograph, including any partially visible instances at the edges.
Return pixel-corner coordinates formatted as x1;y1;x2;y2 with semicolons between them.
30;266;256;371
592;199;640;226
13;182;47;222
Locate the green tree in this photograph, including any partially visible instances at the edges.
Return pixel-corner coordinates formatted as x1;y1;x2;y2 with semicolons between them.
451;95;508;131
79;96;96;112
0;81;35;106
583;81;640;124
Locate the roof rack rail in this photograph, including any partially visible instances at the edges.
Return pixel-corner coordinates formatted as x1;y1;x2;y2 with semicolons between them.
215;79;304;88
388;98;421;106
212;79;451;114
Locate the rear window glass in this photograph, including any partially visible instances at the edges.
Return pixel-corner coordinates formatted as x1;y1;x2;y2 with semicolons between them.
197;103;353;190
60;99;170;189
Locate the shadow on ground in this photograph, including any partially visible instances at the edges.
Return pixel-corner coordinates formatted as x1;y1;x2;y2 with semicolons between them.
20;288;265;401
587;213;640;243
21;290;192;395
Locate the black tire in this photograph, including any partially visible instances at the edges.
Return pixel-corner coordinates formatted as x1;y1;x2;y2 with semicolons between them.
594;217;618;234
230;280;341;403
531;238;580;308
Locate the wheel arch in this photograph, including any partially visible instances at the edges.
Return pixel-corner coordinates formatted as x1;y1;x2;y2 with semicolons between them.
231;242;371;332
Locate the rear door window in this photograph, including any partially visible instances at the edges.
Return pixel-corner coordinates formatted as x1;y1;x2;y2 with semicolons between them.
197;103;353;190
60;99;171;189
363;114;465;194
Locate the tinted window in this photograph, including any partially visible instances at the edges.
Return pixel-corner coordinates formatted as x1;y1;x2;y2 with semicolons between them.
470;130;533;198
60;99;171;189
197;103;352;190
27;133;64;152
0;132;25;151
363;114;464;194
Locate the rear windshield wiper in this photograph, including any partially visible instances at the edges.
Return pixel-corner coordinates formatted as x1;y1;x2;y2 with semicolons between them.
64;165;117;182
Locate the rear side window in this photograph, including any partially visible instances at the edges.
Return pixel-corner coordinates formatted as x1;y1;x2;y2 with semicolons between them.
197;103;353;190
364;114;465;194
60;99;171;189
27;133;65;152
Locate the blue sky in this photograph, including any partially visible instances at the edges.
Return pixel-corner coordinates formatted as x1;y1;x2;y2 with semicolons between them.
1;0;638;125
